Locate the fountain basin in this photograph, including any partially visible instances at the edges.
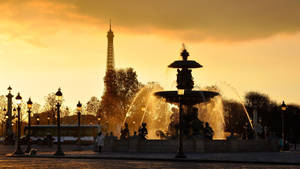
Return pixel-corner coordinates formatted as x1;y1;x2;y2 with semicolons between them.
154;90;219;105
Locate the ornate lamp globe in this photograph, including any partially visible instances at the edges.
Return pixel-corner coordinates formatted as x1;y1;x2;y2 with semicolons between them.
27;98;33;109
178;89;185;96
47;116;50;120
37;116;40;122
97;116;101;121
77;101;82;112
55;88;63;103
16;93;22;106
281;101;287;111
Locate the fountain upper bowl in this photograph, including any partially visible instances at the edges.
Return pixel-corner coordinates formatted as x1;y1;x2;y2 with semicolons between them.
154;90;219;105
168;60;203;68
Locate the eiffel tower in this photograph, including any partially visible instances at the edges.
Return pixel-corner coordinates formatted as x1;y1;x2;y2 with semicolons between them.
106;20;115;72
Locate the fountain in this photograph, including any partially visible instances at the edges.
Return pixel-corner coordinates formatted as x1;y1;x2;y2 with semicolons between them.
122;83;172;139
102;47;280;153
155;46;219;138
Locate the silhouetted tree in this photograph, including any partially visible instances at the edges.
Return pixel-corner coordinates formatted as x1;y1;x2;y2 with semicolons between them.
100;68;140;134
223;99;247;136
31;103;41;114
283;104;300;143
61;107;71;124
245;91;272;126
44;93;64;125
86;96;101;115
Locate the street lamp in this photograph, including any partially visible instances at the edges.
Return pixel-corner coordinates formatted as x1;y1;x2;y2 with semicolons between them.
76;101;82;149
281;101;287;150
13;93;24;155
13;107;16;116
36;115;40;125
47;115;50;125
54;88;64;156
97;115;101;126
25;98;33;153
175;89;186;158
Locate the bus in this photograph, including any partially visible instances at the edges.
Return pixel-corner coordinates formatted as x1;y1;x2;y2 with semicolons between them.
24;125;100;144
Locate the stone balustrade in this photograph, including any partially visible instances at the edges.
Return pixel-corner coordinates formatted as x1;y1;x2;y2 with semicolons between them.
102;137;279;153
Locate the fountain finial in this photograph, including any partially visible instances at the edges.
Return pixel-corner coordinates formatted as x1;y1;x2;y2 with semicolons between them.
8;86;12;93
182;43;186;50
181;44;189;61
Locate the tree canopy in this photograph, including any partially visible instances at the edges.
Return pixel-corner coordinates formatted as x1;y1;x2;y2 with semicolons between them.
100;68;141;134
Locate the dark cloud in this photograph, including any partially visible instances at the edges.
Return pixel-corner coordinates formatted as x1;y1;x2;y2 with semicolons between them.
4;0;300;41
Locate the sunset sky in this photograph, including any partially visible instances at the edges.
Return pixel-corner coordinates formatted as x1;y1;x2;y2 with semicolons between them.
0;0;300;111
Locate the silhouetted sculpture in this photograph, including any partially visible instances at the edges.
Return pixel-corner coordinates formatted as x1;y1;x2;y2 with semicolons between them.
130;131;139;139
204;122;214;140
138;123;148;139
120;123;130;140
109;132;117;140
176;68;194;90
190;108;204;136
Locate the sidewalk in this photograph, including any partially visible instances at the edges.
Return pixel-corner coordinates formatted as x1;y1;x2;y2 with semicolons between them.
6;150;300;165
3;144;300;165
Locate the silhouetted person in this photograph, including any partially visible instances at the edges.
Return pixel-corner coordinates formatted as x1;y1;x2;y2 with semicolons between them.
138;123;148;139
120;123;130;140
46;132;53;147
96;132;105;152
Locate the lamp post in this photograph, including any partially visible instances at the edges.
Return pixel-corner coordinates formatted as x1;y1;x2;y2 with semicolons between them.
2;108;7;137
54;88;64;156
13;93;24;155
97;115;101;126
1;120;3;137
76;101;82;149
36;115;40;125
175;89;186;158
13;108;17;135
13;107;16;117
47;115;50;125
3;108;6;137
5;113;9;137
5;111;9;135
281;101;287;150
25;98;33;153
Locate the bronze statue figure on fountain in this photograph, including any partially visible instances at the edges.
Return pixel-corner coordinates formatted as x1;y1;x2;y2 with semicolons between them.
120;123;130;140
176;68;194;90
138;122;148;139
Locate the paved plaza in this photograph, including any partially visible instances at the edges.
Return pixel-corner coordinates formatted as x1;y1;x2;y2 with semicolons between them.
1;145;300;168
0;156;300;169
